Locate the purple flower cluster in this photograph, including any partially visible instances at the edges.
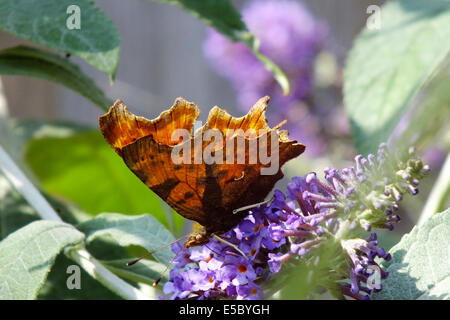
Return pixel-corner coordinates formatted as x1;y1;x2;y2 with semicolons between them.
203;0;327;154
162;186;332;300
162;190;327;300
291;143;430;232
340;234;391;300
162;145;429;300
162;205;284;300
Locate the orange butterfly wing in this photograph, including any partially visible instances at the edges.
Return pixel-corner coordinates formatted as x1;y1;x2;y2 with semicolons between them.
99;98;208;225
99;97;305;237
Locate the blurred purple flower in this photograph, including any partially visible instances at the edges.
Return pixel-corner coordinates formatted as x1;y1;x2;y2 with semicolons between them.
422;147;446;169
203;0;327;155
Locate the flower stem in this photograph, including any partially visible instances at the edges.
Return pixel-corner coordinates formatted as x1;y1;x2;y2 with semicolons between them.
0;143;151;300
418;153;450;226
0;144;61;221
66;247;150;300
247;38;290;95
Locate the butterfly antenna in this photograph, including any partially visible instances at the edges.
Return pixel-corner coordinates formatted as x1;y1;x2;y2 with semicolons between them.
232;196;274;214
126;234;188;267
152;244;185;287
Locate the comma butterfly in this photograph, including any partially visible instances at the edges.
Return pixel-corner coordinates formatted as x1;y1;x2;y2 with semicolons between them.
99;96;305;248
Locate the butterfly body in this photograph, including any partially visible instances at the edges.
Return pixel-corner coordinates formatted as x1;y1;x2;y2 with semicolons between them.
99;97;305;248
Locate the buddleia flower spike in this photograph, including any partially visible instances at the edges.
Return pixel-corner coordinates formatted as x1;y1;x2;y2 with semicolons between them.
162;144;429;300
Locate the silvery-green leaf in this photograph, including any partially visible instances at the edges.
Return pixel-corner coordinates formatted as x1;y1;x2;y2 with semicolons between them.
344;0;450;154
0;220;84;299
372;208;450;300
78;213;175;265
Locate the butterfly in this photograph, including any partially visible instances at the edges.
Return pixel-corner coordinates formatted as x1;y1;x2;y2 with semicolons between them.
99;96;305;249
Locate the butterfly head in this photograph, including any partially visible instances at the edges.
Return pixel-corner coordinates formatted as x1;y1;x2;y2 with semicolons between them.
184;224;210;248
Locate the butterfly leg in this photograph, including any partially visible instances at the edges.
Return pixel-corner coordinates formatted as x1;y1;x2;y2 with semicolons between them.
232;196;274;214
211;234;249;261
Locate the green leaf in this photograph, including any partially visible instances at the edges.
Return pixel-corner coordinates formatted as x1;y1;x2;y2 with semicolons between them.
372;207;450;300
344;0;450;154
388;61;450;154
0;174;39;240
0;0;120;79
0;46;112;110
160;199;186;237
78;213;175;265
0;172;90;241
0;116;92;165
38;253;122;300
278;241;345;299
101;258;169;286
0;220;84;299
147;0;290;94
152;0;247;40
24;130;170;226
